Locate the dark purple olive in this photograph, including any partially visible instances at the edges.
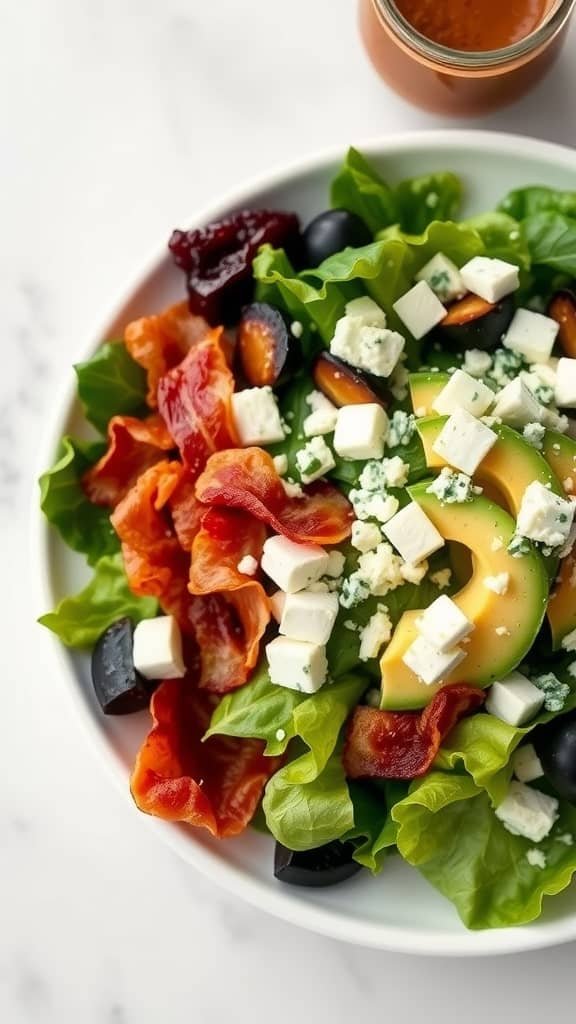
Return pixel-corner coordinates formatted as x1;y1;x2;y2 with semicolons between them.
237;303;291;387
534;712;576;803
303;209;372;267
436;294;516;352
91;618;151;715
274;840;362;887
313;352;387;408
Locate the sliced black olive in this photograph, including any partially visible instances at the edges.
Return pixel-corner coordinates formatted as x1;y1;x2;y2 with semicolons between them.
237;302;290;387
274;840;362;887
548;289;576;359
303;209;372;267
534;712;576;803
435;294;516;352
313;352;386;408
91;618;151;715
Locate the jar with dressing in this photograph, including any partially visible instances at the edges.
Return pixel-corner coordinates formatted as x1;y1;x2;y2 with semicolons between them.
359;0;576;115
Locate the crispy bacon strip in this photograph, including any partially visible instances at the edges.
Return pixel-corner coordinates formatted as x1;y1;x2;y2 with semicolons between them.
196;447;353;545
168;471;205;551
130;679;280;837
124;301;210;407
157;328;238;477
83;414;174;507
343;685;486;780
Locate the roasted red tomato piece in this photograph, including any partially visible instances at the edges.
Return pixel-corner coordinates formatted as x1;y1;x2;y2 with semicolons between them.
83;414;174;507
548;289;576;358
195;447;353;545
169;210;300;324
343;685;486;780
124;301;211;408
157;327;238;478
130;679;281;837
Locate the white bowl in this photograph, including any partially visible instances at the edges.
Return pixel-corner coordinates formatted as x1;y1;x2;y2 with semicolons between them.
34;130;576;956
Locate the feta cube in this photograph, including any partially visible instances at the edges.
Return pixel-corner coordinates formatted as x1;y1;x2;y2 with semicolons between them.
382;502;444;564
266;636;328;693
415;252;465;304
495;781;558;843
279;590;339;645
485;671;545;726
503;308;559;365
351;520;382;552
261;535;329;593
273;453;288;476
517;480;575;548
392;281;446;340
402;635;466;686
330;316;405;378
359;605;393;661
295;436;335;483
344;295;387;326
512;744;544;784
432;369;494;418
432;408;497;475
303;391;338;437
460;256;519;303
555;357;576;408
415;594;474;652
483;572;510;595
237;555;258;576
491;377;544;428
269;590;286;623
132;616;185;680
326;550;346;578
464;349;492;378
333;404;389;461
231;386;285;446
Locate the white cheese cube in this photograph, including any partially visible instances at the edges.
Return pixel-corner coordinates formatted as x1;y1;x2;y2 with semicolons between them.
402;635;466;686
432;369;494;418
269;590;286;623
512;744;545;784
359;605;393;661
344;295;387;326
460;256;519;303
503;308;559;365
279;591;339;645
555;357;576;408
132;616;185;680
463;348;492;378
303;390;338;437
333;404;389;461
495;781;558;843
330;317;405;378
266;636;327;693
237;555;258;576
326;550;346;578
485;671;545;726
382;501;445;564
273;453;288;476
231;386;285;446
392;281;446;340
517;480;575;547
351;520;382;553
415;252;465;304
295;435;335;483
491;377;544;428
432;408;497;475
415;594;474;653
261;535;329;593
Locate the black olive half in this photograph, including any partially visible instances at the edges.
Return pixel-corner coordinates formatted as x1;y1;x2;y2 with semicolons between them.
274;840;362;887
534;712;576;803
435;294;516;352
91;618;151;715
303;209;372;267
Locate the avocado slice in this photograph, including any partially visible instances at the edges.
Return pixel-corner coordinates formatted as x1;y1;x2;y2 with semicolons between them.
380;482;549;710
409;372;449;417
542;430;576;649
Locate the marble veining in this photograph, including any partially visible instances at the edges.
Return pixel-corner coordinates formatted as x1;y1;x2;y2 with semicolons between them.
3;1;576;1021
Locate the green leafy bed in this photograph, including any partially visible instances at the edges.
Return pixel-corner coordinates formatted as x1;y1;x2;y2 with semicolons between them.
39;146;576;929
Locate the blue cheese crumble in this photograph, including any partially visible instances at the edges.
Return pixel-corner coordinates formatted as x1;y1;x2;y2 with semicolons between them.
426;467;475;504
387;410;416;448
508;535;531;558
531;672;570;713
522;422;546;450
526;848;547;870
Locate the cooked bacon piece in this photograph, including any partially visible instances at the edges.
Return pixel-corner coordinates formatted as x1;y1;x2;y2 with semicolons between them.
83;414;174;507
168;471;205;551
130;678;280;836
195;447;353;545
343;685;486;780
124;301;210;407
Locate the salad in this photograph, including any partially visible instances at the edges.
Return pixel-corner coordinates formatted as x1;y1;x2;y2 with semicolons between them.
39;147;576;930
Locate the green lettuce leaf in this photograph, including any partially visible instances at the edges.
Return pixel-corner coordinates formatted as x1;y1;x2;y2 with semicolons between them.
499;185;576;221
75;341;148;434
39;436;120;565
204;662;302;756
39;553;158;648
377;220;485;275
330;146;397;234
394;173;462;235
392;772;576;929
463;211;531;270
345;780;407;872
521;212;576;275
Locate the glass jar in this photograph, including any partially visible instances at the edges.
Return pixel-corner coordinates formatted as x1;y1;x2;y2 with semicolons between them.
359;0;576;115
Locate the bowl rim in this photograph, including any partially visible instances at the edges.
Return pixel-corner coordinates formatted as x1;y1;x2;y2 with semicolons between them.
32;129;576;956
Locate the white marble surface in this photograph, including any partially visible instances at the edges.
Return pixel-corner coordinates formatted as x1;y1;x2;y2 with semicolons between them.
4;0;576;1019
